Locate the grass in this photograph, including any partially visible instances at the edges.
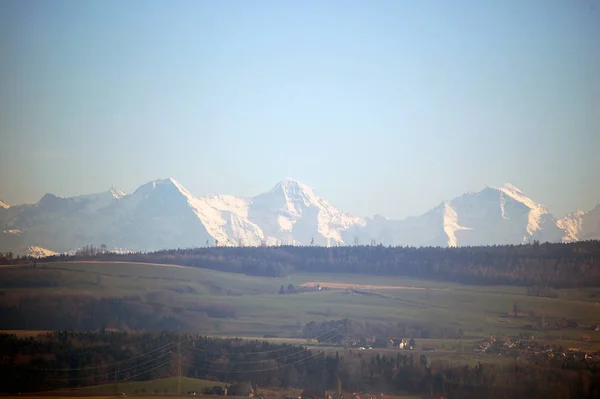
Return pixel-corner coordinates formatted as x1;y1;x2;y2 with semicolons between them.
51;376;227;395
40;376;422;399
2;261;600;365
0;261;284;297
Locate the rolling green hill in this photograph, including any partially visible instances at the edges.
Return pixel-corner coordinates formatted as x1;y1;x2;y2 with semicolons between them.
1;261;599;344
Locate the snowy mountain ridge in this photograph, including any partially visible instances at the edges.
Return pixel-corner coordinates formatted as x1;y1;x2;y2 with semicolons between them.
0;178;598;255
557;205;600;242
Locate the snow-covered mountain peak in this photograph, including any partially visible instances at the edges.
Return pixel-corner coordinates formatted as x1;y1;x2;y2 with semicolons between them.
167;177;195;199
267;177;319;209
26;246;58;258
489;183;547;212
273;177;315;194
557;210;586;242
2;178;598;255
133;177;184;196
558;206;600;242
499;183;524;195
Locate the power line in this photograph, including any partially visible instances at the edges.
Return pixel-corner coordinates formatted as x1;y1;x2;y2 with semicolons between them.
27;325;350;393
185;331;343;366
186;324;345;357
44;349;173;382
117;357;173;383
180;334;344;374
41;357;175;393
32;330;347;393
32;341;176;371
187;340;305;356
181;345;341;374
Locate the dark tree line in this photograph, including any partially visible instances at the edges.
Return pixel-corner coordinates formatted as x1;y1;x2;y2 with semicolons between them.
0;294;234;331
21;240;600;288
1;331;599;398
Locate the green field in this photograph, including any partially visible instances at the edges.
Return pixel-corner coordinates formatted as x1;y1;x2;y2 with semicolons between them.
45;376;419;399
52;377;226;395
2;261;599;360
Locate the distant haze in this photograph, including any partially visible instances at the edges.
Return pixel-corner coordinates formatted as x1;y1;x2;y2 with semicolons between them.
0;1;598;219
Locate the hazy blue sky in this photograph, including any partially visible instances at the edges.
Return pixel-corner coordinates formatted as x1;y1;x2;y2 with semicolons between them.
1;0;598;219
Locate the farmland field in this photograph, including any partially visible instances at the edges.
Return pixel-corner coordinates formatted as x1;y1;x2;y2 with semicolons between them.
49;377;227;395
1;261;599;359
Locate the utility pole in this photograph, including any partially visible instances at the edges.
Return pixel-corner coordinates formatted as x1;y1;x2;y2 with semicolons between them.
177;330;182;395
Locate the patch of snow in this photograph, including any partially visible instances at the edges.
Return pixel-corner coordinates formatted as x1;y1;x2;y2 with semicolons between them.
107;247;133;255
557;210;585;242
499;193;508;220
169;178;264;246
277;214;294;232
557;206;600;242
442;201;472;247
495;183;546;211
200;194;250;219
26;246;58;258
2;229;22;235
110;186;126;199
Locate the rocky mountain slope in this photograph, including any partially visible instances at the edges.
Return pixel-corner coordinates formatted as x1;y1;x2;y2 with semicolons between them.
557;205;600;242
0;178;598;254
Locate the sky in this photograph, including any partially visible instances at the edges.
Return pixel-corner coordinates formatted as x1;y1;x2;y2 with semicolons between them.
0;0;599;219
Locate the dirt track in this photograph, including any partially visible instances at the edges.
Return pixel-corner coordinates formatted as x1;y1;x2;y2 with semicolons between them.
299;281;427;290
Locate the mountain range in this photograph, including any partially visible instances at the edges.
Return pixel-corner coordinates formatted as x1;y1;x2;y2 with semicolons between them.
1;178;599;255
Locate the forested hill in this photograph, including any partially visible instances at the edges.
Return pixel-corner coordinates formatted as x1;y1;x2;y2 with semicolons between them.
4;240;595;288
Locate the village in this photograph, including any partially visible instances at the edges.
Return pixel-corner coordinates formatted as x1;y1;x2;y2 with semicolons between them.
346;337;417;351
472;334;600;365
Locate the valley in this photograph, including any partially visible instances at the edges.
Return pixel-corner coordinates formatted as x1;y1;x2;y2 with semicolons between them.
2;259;599;344
2;242;600;398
